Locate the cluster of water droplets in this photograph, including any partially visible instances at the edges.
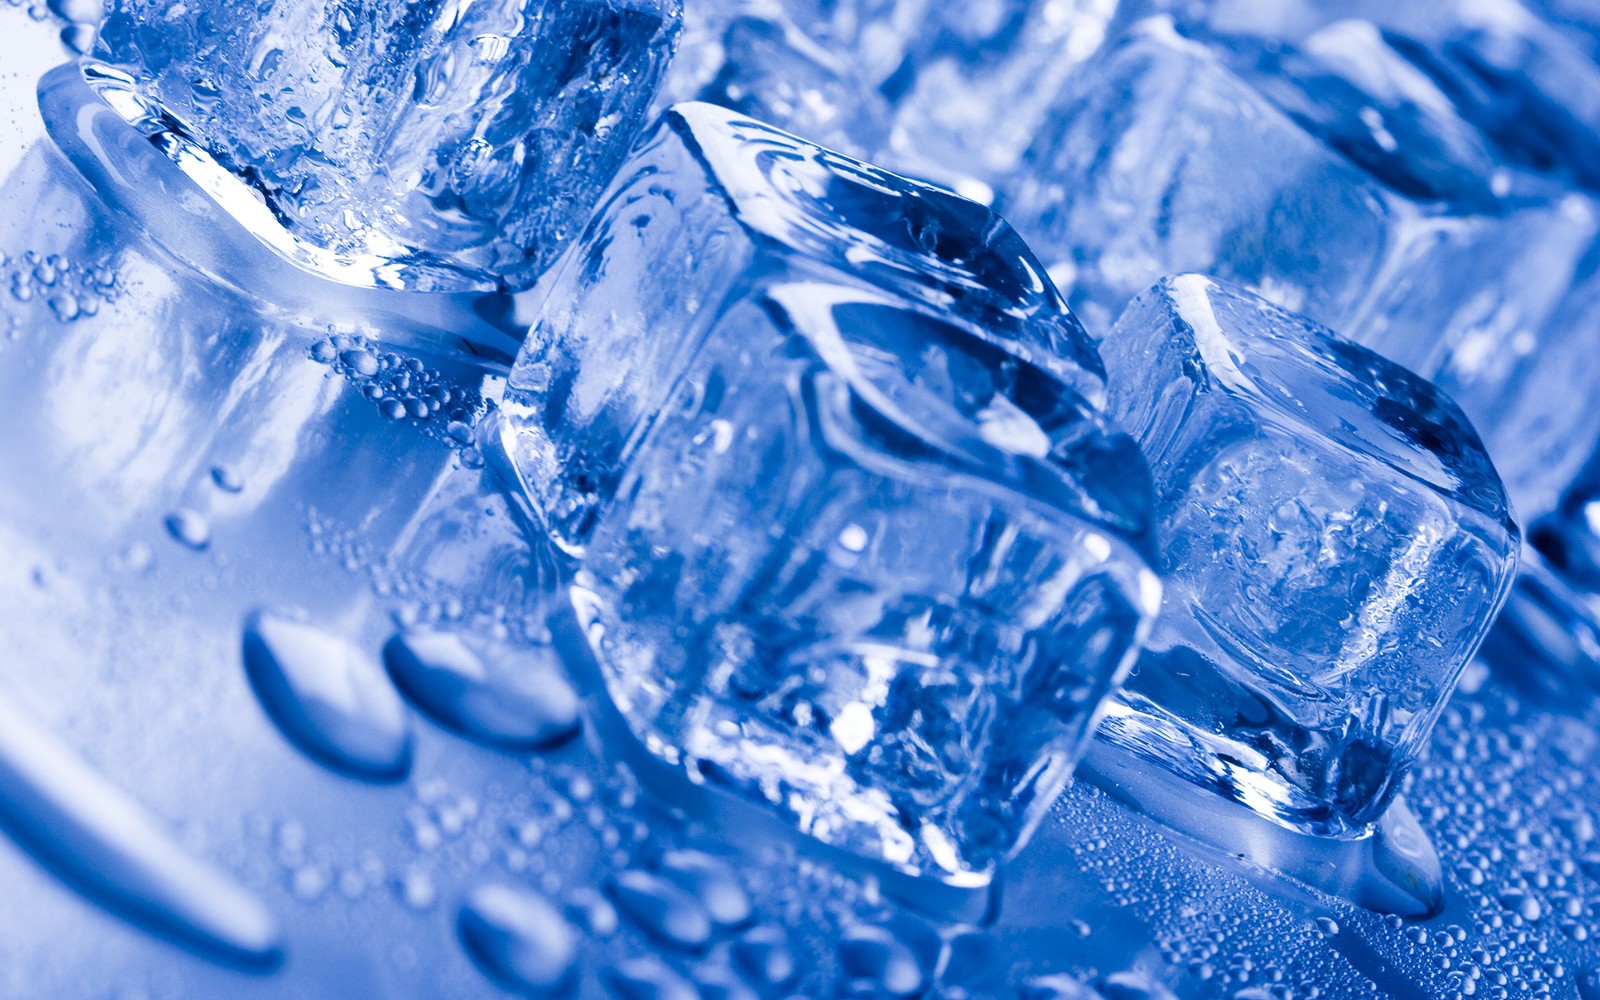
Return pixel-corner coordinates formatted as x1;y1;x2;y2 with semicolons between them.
3;248;119;325
1361;687;1600;999
307;332;490;456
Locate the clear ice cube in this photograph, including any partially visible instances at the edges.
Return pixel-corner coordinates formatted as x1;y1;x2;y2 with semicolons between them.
1094;275;1520;837
500;103;1161;880
89;0;681;291
659;0;1123;192
1003;15;1600;520
501;101;1110;554
568;279;1160;882
1170;0;1600;193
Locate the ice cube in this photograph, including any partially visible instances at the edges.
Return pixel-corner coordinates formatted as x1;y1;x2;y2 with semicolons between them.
1172;0;1600;192
660;1;1124;192
565;278;1160;882
88;0;681;291
1003;16;1600;520
882;0;1124;187
500;102;1109;554
1093;275;1520;837
656;0;922;162
499;104;1161;881
659;0;932;100
695;9;896;159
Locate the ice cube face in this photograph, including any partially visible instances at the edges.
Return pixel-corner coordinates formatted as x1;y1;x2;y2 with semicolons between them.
500;102;1107;554
1095;275;1520;837
569;279;1161;881
1003;16;1600;520
89;0;681;292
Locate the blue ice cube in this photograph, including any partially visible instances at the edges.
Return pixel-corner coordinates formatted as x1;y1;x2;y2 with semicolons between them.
501;101;1109;554
657;1;924;162
87;0;681;292
1003;16;1600;521
657;2;917;101
695;10;896;159
566;278;1160;882
1171;0;1600;193
499;103;1161;881
1094;275;1519;838
660;1;1123;192
881;0;1125;188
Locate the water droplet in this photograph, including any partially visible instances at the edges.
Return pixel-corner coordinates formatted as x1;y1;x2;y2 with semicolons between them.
242;610;412;781
288;864;329;901
0;689;282;968
393;868;436;911
1097;970;1178;1000
607;868;714;951
1499;890;1543;922
382;630;581;751
565;886;619;938
839;925;924;998
211;466;244;493
58;20;94;50
46;292;80;322
693;967;760;1000
119;542;154;573
457;883;578;996
656;850;751;931
340;349;380;377
164;509;211;551
45;0;98;19
1020;974;1102;1000
604;957;700;1000
731;924;798;992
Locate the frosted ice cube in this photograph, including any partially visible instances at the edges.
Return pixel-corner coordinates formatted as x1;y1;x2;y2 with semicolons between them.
89;0;681;291
1094;275;1520;837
